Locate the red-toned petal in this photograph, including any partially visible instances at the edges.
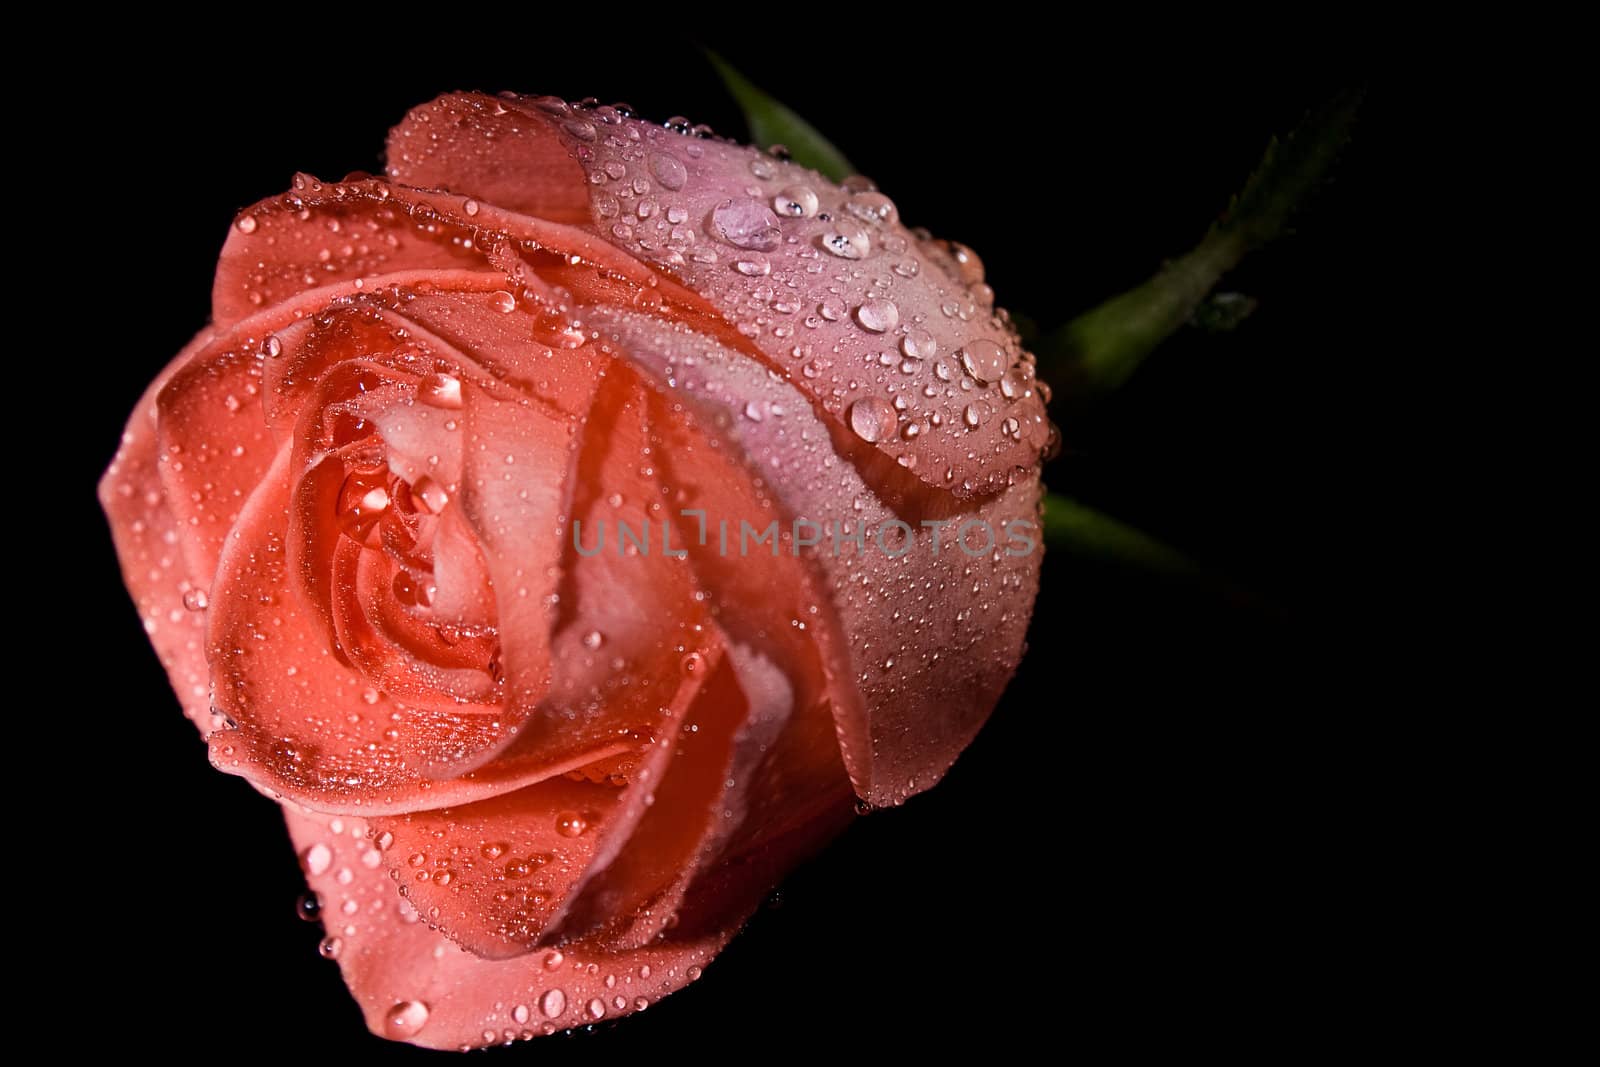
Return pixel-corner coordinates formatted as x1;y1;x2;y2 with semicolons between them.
99;331;222;731
154;336;277;584
215;177;489;326
384;92;590;225
476;93;1052;500
546;641;793;949
455;381;589;720
284;806;736;1050
594;308;1043;807
204;449;593;814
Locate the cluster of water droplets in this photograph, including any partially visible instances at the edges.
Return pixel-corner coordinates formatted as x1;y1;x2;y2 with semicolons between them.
527;94;1055;499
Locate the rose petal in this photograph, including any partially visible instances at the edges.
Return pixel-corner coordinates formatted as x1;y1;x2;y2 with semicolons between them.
384;92;590;225
204;449;615;814
546;641;792;949
593;308;1042;807
385;92;1052;500
284;805;736;1051
99;330;223;731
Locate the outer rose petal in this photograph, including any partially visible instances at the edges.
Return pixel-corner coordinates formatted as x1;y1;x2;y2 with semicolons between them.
592;308;1042;807
383;92;1053;501
283;806;736;1051
99;331;222;731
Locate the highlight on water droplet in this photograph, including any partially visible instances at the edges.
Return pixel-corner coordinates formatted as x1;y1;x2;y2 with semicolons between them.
555;811;588;838
539;987;566;1018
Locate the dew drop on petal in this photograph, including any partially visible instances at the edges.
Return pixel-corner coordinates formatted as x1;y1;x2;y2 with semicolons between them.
855;299;898;333
710;199;781;251
848;398;898;443
384;1001;430;1039
773;186;818;218
302;843;332;876
650;153;688;191
959;339;1008;383
901;328;937;361
539;988;566;1018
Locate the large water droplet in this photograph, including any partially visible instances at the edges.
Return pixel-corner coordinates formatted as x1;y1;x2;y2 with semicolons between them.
773;186;819;218
586;998;607;1020
821;222;869;259
710;199;781;251
650;153;687;191
490;290;516;314
236;215;257;234
555;811;588;838
539;988;566;1018
384;1001;430;1038
848;398;898;443
854;299;899;333
845;191;897;226
182;588;209;612
958;339;1008;384
900;329;936;361
421;374;464;409
302;843;332;876
295;892;322;922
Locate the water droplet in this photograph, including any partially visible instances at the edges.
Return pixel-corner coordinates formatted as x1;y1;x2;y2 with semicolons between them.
411;475;450;514
948;241;985;284
844;191;897;226
848;398;898;443
544;950;565;970
236;215;257;234
958;339;1007;384
555;811;588;838
462;198;480;217
384;1000;430;1038
263;334;283;359
295;892;322;921
734;254;771;277
512;1004;530;1025
900;329;937;361
855;299;898;333
375;830;395;850
564;120;597;142
749;158;776;180
773;186;819;218
687;965;703;981
682;652;705;675
302;843;332;876
649;153;687;190
539;988;566;1018
421;373;464;409
490;290;516;314
318;936;343;959
963;403;982;428
821;222;869;259
182;588;209;612
586;998;607;1020
711;199;781;251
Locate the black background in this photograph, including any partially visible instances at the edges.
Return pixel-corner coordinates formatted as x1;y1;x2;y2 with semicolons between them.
69;34;1398;1057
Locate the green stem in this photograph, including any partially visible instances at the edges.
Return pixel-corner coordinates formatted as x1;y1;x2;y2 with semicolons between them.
1050;90;1363;393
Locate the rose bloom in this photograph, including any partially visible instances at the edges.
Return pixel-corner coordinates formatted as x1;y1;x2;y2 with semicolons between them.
100;92;1050;1049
